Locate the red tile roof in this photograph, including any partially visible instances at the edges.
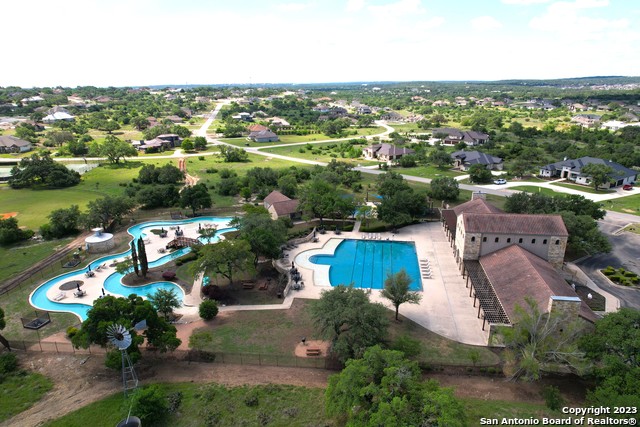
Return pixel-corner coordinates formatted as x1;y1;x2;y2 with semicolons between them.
462;213;568;236
452;198;503;216
264;190;291;206
480;245;596;323
272;199;300;216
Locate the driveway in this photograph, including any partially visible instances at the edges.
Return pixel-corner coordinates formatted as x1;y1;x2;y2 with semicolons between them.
576;211;640;309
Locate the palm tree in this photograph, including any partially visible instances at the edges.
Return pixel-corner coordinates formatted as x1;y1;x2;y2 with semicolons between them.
381;269;422;321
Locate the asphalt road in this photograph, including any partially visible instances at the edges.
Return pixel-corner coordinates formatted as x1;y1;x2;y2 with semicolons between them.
576;211;640;309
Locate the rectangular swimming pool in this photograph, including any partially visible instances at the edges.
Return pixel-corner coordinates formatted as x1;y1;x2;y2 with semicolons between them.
309;239;422;290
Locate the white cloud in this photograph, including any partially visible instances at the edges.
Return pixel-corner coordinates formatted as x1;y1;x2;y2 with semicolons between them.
530;0;627;38
367;0;425;19
274;2;312;12
346;0;366;12
501;0;551;4
471;16;503;31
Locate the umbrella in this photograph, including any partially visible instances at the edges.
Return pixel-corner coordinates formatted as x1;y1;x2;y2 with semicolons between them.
77;283;81;291
87;264;91;272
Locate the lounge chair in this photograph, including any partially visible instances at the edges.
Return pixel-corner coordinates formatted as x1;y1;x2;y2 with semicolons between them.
53;292;66;301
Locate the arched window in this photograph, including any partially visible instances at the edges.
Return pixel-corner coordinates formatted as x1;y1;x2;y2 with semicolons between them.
482;237;487;242
495;237;499;243
471;236;475;242
555;239;560;245
507;238;511;243
518;238;523;244
543;239;548;244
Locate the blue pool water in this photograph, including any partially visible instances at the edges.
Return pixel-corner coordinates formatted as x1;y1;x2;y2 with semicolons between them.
29;217;235;320
309;239;422;290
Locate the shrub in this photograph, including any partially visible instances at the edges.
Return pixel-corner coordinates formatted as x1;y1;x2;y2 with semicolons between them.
542;385;565;411
244;392;259;407
66;326;79;339
0;352;19;375
205;168;218;174
168;391;183;413
390;334;422;358
131;385;169;425
199;299;219;320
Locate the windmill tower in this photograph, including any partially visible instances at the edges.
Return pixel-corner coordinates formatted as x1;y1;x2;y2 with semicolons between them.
107;324;139;395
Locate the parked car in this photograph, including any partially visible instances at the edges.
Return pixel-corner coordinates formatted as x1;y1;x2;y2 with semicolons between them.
623;184;633;190
493;178;507;185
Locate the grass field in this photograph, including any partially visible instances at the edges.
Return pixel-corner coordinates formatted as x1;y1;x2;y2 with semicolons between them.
0;238;73;284
189;299;500;366
394;165;466;179
44;382;563;427
0;372;53;423
218;127;386;148
44;382;329;427
508;186;561;196
259;143;378;166
0;159;174;229
550;182;615;194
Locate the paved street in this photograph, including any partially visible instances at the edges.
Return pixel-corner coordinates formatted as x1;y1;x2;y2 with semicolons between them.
576;211;640;309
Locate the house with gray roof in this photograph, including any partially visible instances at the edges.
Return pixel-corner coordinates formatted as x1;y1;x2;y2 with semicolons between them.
539;156;637;188
248;129;279;143
362;143;415;163
432;128;490;146
451;150;503;171
0;135;32;153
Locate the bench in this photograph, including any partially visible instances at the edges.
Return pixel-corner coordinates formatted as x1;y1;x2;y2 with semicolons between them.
259;283;268;290
306;348;321;356
243;283;255;289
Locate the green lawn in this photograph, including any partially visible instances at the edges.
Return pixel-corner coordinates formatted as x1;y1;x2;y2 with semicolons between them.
219;127;387;148
0;372;53;423
550;182;615;194
387;123;423;133
0;238;72;284
43;381;569;427
0;159;173;229
509;186;561;196
44;382;329;427
394;165;466;179
604;193;640;215
189;299;500;366
260;142;378;166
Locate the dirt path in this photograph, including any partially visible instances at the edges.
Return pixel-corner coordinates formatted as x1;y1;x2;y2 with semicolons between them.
4;352;587;427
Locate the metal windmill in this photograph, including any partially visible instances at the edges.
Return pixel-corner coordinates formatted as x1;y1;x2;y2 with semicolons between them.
107;324;139;395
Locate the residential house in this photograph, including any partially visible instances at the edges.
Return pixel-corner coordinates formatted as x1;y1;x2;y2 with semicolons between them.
268;117;290;127
539;156;637;188
137;134;182;152
263;190;301;220
451;150;503;171
42;111;75;124
356;105;372;114
248;129;279;143
362;143;415;163
571;114;601;127
440;195;595;336
231;112;253;121
0;135;32;153
432;128;490;146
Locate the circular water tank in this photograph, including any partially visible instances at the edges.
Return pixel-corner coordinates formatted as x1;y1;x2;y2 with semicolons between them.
116;416;141;427
85;227;115;253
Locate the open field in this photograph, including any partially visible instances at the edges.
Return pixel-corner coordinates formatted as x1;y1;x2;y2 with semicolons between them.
219;127;386;148
394;165;466;179
260;142;378;166
0;372;53;423
189;299;500;366
508;185;561;196
0;238;73;284
606;193;640;215
0;159;174;229
44;383;330;427
551;181;615;194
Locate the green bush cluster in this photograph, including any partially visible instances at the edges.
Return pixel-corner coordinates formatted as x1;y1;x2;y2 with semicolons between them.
175;252;198;266
0;353;19;375
602;266;639;286
199;299;219;320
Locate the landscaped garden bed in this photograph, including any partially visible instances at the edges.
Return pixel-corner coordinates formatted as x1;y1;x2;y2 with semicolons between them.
600;266;639;287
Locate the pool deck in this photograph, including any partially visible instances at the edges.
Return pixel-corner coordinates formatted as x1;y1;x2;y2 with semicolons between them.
38;218;489;345
41;221;222;311
284;222;489;346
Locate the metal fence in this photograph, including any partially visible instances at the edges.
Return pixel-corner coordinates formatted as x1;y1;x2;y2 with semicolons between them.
8;340;341;370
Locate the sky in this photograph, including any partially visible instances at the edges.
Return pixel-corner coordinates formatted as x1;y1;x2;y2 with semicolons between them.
4;0;639;87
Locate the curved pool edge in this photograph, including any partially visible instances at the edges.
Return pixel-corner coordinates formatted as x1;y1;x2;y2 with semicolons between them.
28;216;235;321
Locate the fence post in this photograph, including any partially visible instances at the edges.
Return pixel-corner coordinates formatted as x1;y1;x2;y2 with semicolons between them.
54;342;59;354
258;353;262;366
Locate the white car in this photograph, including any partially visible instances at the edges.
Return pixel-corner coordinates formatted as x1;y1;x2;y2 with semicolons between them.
493;179;507;185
